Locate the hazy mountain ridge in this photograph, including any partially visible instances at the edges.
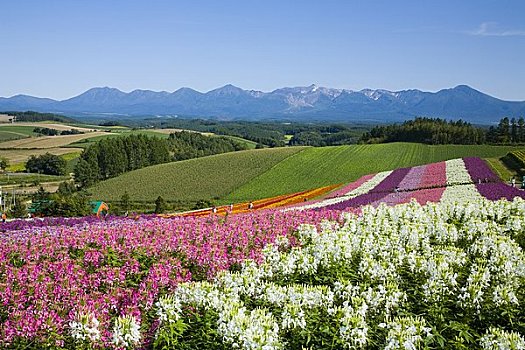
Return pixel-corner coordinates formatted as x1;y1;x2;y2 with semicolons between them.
1;84;524;123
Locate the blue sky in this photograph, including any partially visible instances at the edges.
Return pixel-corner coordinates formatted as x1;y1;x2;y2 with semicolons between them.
0;0;524;100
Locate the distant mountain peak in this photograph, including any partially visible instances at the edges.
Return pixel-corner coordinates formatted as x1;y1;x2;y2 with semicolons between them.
208;84;246;96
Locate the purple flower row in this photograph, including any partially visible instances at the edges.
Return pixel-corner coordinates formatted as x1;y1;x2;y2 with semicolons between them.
321;168;411;210
463;157;500;183
476;183;525;201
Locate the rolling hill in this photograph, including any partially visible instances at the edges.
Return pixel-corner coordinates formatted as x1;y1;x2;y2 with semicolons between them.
88;147;306;202
89;143;523;203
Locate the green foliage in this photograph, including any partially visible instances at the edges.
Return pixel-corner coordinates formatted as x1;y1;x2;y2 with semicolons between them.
74;134;171;187
137;118;368;147
57;181;77;195
42;191;91;217
120;191;131;213
9;200;27;218
155;195;167;214
33;127;60;136
360;117;486;144
89;148;305;202
25;152;67;175
501;149;525;177
168;131;247;160
0;110;77;123
32;186;51;202
192;199;214;210
225;143;523;202
0;156;9;170
33;127;83;136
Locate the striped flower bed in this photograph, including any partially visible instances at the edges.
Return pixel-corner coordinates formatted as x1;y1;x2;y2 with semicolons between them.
288;158;525;210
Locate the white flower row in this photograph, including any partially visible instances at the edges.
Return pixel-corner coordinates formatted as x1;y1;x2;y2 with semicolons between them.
287;170;392;210
445;158;472;184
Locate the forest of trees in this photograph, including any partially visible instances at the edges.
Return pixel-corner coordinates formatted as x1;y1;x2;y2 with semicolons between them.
1;111;76;123
74;132;248;187
359;117;486;145
486;117;525;144
169;131;247;161
74;134;171;187
132;118;368;147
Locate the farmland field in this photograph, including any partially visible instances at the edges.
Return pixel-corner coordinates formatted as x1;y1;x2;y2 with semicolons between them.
89;147;306;201
0;147;83;165
0;131;26;142
225;143;523;202
7;122;97;132
0;131;109;149
0;125;39;137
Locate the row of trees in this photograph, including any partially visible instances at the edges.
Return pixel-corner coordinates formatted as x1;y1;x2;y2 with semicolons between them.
1;111;76;123
74;135;171;187
360;117;486;145
289;130;360;146
33;127;83;136
486;117;525;144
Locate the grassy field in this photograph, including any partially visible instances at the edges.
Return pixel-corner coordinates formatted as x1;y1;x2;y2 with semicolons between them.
224;143;524;202
0;125;39;137
0;131;109;149
89;143;522;204
485;157;517;182
9;122;96;132
0;173;69;186
0;131;26;142
2;148;83;166
89;147;306;202
218;135;258;149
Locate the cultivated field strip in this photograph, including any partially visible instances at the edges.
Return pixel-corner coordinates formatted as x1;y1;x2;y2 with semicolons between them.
0;131;109;149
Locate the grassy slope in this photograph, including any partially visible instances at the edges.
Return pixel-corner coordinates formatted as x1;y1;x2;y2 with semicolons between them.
0;125;38;142
89;147;306;202
224;143;523;202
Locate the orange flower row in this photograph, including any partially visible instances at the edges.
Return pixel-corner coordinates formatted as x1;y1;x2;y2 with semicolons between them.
163;184;341;218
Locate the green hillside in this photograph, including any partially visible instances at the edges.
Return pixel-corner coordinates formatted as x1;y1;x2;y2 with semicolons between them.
89;143;521;204
88;147;305;202
224;143;523;202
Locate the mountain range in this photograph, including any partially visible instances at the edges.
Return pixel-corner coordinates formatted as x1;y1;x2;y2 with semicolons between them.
1;84;524;124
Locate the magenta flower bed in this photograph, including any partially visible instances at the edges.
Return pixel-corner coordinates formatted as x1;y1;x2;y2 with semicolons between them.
0;215;106;232
0;209;339;348
419;161;447;188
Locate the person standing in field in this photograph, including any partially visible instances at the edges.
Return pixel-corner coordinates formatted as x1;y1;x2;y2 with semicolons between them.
1;212;6;223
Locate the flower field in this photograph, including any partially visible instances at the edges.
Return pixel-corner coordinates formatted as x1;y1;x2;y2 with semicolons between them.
289;157;525;211
2;157;525;349
0;210;341;349
154;198;525;349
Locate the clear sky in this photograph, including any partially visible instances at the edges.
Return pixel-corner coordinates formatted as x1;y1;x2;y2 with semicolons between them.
0;0;524;100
